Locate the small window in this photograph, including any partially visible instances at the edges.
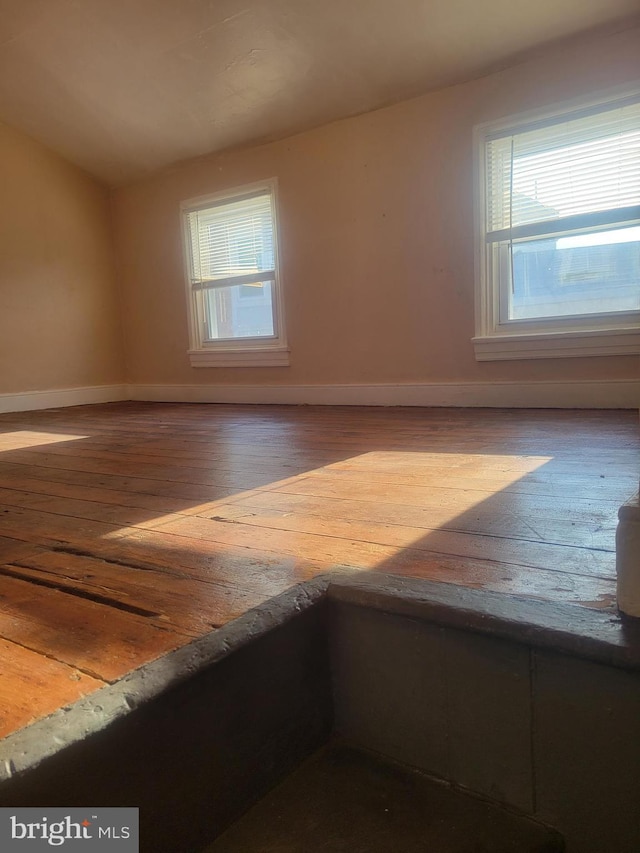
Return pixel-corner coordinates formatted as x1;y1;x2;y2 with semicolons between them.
473;91;640;360
181;180;289;367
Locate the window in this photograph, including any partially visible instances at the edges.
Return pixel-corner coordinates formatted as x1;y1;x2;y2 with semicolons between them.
473;91;640;360
181;180;289;367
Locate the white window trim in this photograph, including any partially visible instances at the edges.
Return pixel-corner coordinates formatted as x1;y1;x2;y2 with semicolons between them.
473;85;640;361
180;179;290;368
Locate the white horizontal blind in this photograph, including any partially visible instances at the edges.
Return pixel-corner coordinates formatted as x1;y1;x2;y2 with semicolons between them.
486;99;640;242
186;191;275;288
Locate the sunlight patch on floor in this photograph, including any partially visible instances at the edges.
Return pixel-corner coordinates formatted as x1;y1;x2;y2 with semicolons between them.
101;451;555;539
0;431;90;450
328;450;556;476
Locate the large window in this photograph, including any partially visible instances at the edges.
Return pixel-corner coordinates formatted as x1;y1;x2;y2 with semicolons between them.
473;91;640;360
181;180;288;366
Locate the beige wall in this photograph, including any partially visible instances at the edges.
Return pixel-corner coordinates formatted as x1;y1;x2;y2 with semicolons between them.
113;24;640;388
0;121;124;395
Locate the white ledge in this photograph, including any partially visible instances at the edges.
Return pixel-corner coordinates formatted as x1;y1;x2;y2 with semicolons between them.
473;327;640;361
188;347;290;368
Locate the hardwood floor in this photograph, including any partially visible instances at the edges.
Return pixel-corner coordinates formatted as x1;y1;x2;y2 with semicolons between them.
0;402;637;739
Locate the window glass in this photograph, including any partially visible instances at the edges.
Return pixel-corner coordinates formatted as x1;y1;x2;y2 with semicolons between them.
475;93;640;359
181;182;288;366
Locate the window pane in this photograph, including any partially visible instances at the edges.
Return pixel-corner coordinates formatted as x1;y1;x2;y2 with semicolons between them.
188;193;274;282
204;282;275;340
511;126;640;227
486;101;640;234
510;225;640;320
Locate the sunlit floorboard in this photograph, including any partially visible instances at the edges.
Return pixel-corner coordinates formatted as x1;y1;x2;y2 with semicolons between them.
0;402;637;739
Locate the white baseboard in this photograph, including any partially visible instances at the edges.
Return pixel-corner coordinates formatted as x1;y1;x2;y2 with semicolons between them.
1;380;636;414
0;384;128;414
128;379;640;409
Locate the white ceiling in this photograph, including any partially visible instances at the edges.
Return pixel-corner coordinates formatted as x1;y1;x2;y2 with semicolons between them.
0;0;637;186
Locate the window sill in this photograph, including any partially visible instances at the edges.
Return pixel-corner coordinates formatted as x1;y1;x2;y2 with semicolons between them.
472;327;640;361
188;346;290;368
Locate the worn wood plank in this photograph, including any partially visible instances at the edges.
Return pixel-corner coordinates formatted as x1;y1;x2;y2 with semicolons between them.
4;550;283;635
0;502;125;548
192;488;618;551
324;460;638;501
202;495;616;578
0;478;621;555
0;535;43;564
267;471;623;515
0;471;198;514
127;516;615;607
0;504;339;588
0;448;268;489
0;637;104;738
0;460;234;503
0;574;186;681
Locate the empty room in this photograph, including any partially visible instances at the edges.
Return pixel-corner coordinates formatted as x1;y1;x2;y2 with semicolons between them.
0;2;639;851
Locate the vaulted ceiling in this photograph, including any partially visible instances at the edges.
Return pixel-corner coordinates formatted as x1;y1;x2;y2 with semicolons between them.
0;0;637;186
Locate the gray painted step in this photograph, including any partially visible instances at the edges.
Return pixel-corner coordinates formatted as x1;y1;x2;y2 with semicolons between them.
203;742;564;852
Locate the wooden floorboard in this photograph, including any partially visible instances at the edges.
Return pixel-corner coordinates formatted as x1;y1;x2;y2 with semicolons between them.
0;402;638;740
0;637;103;739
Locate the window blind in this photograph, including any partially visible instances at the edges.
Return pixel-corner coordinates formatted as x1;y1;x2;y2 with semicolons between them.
485;99;640;243
186;191;275;289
